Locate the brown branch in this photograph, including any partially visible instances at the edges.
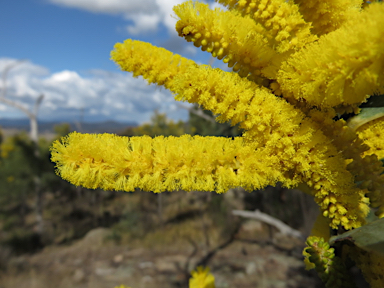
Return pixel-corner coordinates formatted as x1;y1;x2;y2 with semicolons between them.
194;223;241;269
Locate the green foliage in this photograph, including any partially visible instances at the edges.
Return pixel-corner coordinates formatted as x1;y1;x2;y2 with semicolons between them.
0;130;123;255
0;133;39;203
2;231;43;255
120;110;187;137
110;208;144;242
330;218;384;254
53;123;71;137
120;106;242;138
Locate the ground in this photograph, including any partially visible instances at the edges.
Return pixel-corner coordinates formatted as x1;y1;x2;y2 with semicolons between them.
0;223;322;288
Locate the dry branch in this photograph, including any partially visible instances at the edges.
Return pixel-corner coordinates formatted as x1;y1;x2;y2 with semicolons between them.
232;209;303;240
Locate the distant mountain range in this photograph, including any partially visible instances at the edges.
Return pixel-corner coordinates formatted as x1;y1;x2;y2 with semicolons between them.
0;118;137;134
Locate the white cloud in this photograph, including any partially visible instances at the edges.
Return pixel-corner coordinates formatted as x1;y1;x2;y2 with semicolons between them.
0;58;190;124
126;13;161;35
48;0;157;14
0;58;49;99
155;0;185;32
48;0;211;35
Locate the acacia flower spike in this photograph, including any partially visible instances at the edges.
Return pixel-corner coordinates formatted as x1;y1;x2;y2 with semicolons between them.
358;117;384;160
278;3;384;109
76;39;372;229
111;39;196;90
52;1;384;233
174;1;278;80
216;0;318;53
51;133;287;193
294;0;362;36
307;109;384;217
171;65;369;229
356;117;384;216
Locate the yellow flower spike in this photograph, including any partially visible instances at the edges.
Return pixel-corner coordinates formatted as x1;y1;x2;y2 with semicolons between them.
307;109;384;212
110;39;369;229
294;0;363;36
356;117;384;213
51;132;290;194
277;3;384;109
172;65;300;144
111;39;196;90
189;266;215;288
171;65;368;229
174;1;278;80
216;0;318;53
54;0;383;233
357;117;384;160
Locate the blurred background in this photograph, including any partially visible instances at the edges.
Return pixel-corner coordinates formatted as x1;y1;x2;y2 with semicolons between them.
0;0;321;287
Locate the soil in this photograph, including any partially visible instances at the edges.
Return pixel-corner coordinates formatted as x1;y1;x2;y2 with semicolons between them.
0;226;322;288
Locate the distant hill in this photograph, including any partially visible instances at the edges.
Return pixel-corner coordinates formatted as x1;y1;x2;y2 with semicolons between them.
0;118;137;134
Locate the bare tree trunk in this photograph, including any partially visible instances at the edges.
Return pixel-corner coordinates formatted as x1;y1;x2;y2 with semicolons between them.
30;94;44;146
30;115;38;145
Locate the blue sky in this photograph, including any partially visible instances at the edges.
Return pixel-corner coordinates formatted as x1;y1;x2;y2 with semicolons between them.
0;0;220;124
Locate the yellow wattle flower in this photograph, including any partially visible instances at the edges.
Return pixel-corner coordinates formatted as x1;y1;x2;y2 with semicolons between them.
189;266;216;288
110;39;196;90
174;1;277;80
51;0;384;233
216;0;318;53
49;1;384;287
277;3;384;109
357;117;384;160
356;117;384;216
51;132;288;193
109;40;369;229
294;0;362;36
307;109;384;216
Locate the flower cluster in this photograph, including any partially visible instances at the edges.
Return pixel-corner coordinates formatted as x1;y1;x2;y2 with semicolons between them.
50;1;384;285
52;0;384;231
303;236;354;288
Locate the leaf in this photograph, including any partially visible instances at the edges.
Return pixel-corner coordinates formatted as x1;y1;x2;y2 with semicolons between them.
347;107;384;131
329;218;384;254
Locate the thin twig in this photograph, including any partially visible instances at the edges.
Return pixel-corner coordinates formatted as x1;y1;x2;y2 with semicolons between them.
194;223;241;268
232;209;303;240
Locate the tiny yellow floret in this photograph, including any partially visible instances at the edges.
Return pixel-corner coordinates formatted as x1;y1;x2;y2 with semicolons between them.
189;266;216;288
